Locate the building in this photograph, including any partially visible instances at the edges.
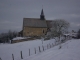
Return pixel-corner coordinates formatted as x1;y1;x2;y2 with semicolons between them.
23;9;51;37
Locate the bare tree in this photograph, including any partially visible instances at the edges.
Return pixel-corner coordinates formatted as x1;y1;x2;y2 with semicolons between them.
0;30;18;43
51;19;70;41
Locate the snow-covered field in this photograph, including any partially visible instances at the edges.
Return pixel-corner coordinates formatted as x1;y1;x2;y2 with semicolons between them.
0;39;80;60
25;39;80;60
0;38;55;60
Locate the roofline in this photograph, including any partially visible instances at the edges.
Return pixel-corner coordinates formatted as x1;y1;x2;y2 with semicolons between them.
23;26;47;28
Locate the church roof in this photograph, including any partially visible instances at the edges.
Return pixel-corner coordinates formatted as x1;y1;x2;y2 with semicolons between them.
23;18;47;28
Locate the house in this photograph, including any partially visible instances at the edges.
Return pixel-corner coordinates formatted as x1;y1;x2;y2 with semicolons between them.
23;9;51;37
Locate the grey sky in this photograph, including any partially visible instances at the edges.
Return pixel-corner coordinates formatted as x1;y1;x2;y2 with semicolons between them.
0;0;80;33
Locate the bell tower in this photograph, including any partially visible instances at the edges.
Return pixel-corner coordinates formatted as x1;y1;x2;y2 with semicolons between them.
40;8;45;20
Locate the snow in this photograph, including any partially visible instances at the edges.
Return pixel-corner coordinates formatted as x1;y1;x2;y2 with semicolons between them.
25;39;80;60
0;39;55;60
0;38;80;60
12;37;26;40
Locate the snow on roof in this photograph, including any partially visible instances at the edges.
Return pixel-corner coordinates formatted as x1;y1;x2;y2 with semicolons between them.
63;34;70;36
12;37;26;40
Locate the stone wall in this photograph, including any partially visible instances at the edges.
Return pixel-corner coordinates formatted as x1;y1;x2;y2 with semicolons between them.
23;27;47;37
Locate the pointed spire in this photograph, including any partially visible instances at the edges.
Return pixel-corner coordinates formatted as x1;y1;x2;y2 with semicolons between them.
40;7;45;20
41;9;44;15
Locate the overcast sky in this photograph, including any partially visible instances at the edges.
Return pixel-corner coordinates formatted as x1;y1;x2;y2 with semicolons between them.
0;0;80;33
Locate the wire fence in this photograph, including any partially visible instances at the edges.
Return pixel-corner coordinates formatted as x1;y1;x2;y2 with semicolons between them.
0;39;69;60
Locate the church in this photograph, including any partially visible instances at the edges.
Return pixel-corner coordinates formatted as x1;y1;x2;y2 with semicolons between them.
23;9;52;37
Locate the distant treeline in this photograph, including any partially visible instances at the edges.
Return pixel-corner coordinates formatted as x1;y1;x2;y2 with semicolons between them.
0;30;23;43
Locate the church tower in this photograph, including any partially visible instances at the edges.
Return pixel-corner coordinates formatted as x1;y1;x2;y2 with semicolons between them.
40;9;45;20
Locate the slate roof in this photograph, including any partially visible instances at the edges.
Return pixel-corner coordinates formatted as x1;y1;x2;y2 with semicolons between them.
23;18;47;28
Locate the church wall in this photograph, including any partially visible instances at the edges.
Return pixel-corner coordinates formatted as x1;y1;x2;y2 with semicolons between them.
23;27;47;37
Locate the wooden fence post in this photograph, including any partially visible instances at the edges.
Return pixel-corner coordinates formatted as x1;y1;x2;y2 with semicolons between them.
39;46;41;52
0;57;2;60
42;45;44;51
49;44;50;48
52;43;54;47
49;44;51;48
47;44;48;49
29;49;30;56
34;48;36;54
51;44;52;48
12;54;14;60
20;51;23;59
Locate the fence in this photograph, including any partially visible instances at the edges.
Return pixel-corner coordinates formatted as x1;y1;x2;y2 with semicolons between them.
0;42;57;60
1;38;69;60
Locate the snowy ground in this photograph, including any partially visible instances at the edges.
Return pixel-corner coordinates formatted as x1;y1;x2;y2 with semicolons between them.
25;39;80;60
0;39;80;60
12;37;26;40
0;38;55;60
